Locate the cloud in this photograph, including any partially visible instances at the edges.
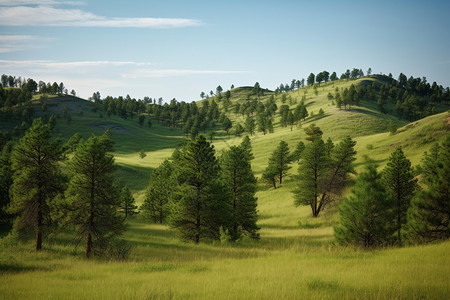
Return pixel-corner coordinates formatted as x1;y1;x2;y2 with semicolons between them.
0;35;52;53
0;59;248;100
0;0;85;5
0;4;202;28
123;69;248;78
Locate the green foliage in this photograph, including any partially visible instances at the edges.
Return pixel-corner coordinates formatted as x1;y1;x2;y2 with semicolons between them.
240;135;254;161
290;141;305;162
335;164;394;247
265;140;291;186
0;141;14;229
119;187;138;218
142;160;174;224
220;146;259;241
59;131;125;258
382;147;418;245
406;136;450;243
304;123;323;142
294;134;356;217
139;149;146;159
293;138;330;216
168;136;229;243
9;119;64;250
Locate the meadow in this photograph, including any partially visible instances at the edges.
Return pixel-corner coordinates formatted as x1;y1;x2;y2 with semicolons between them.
1;77;449;299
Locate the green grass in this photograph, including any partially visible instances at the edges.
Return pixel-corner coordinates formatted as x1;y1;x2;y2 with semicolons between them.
1;219;449;299
1;79;449;299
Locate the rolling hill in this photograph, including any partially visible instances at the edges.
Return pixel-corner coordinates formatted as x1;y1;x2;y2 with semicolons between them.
1;75;449;299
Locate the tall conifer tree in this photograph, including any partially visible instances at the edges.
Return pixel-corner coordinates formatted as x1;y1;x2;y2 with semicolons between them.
62;132;124;258
382;147;418;245
169;135;229;243
9;119;63;251
221;146;259;240
406;136;450;243
335;164;394;247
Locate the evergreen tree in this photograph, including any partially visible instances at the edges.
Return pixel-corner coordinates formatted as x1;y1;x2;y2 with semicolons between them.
335;164;394;247
267;140;291;185
294;133;356;218
406;136;450;243
220;146;259;240
119;186;138;218
293;138;330;217
142;160;174;224
304;123;323;142
245;117;255;136
290;141;305;162
240;135;254;161
9;119;63;251
261;164;279;189
61;132;125;258
169;136;229;243
0;141;14;230
382;147;418;245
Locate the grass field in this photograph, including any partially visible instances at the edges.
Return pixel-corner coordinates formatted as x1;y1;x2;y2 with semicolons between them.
1;78;449;299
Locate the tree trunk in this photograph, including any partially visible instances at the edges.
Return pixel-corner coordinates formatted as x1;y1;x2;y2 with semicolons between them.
85;232;92;258
36;209;42;251
36;229;42;251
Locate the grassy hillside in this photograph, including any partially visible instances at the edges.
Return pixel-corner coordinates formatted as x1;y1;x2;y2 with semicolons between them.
1;78;449;299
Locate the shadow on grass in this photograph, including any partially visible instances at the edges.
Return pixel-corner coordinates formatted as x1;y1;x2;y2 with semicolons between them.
0;263;45;274
115;164;153;191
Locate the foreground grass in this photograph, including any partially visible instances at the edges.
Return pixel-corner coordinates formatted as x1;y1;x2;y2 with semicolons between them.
1;218;449;299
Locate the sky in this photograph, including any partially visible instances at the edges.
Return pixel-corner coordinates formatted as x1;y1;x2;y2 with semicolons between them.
1;0;449;102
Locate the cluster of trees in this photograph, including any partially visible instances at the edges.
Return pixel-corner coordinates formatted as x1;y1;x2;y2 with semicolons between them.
332;74;450;120
142;135;259;242
274;67;369;93
1;74;71;97
335;137;450;247
0;119;137;258
261;125;357;219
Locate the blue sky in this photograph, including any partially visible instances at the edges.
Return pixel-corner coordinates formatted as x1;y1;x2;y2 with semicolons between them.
1;0;449;102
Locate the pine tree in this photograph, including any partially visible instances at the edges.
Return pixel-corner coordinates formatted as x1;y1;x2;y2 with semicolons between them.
169;135;229;243
294;135;356;218
406;136;450;243
61;132;125;258
267;140;291;185
240;135;254;161
220;146;259;240
0;141;14;230
119;186;138;218
142;160;174;224
382;147;418;245
290;141;305;162
293;138;330;217
262;164;278;189
335;164;394;247
9;119;63;251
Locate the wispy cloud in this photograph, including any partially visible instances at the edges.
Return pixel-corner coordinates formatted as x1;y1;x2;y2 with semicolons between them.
0;1;85;6
0;59;248;99
0;3;202;28
123;69;248;78
0;34;52;53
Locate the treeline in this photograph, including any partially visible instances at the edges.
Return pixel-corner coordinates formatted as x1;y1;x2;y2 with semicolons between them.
0;119;137;259
332;74;450;120
141;135;259;243
274;67;368;93
260;124;356;218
